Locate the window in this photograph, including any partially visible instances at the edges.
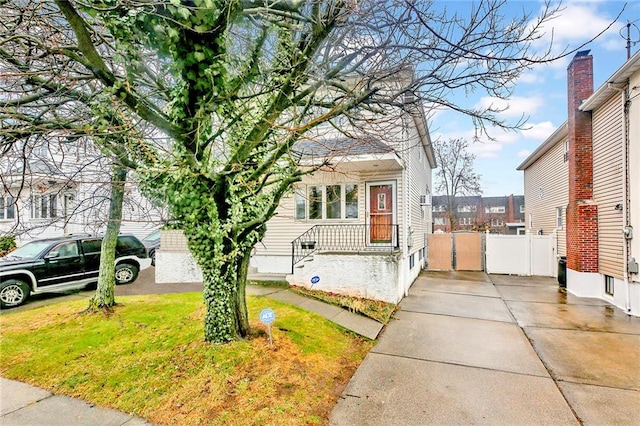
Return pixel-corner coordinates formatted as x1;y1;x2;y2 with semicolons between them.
295;188;307;220
297;184;358;220
556;207;564;229
460;217;473;226
605;275;614;296
326;185;342;219
434;217;445;225
0;196;15;220
345;184;358;219
409;253;415;269
484;206;505;214
432;205;446;212
50;241;79;258
309;186;322;220
81;239;102;254
30;194;57;219
491;218;504;226
564;140;569;163
457;205;477;213
520;205;525;213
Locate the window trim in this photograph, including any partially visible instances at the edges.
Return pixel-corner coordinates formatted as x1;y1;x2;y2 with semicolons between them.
30;193;57;220
0;195;16;221
295;183;359;221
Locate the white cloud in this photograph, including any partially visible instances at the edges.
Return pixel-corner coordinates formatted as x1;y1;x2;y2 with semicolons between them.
517;150;532;158
476;96;544;119
529;2;623;67
520;121;558;142
517;71;546;85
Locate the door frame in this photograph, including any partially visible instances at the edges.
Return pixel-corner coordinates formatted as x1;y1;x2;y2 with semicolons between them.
365;180;398;246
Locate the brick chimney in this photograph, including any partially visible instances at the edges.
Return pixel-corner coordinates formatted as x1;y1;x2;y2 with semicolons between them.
566;51;598;273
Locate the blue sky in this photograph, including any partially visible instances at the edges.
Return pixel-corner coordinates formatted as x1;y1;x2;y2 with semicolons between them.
429;0;640;196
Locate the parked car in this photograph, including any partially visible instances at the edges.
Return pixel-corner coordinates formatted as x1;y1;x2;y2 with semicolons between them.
0;234;151;308
141;229;161;266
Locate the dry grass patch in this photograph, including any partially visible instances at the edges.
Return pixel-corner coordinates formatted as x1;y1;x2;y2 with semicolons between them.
0;293;372;425
291;287;396;324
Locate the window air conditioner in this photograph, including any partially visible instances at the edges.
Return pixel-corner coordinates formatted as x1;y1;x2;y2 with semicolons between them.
419;194;431;206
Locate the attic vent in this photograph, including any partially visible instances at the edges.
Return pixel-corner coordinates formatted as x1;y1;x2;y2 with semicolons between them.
420;194;431;206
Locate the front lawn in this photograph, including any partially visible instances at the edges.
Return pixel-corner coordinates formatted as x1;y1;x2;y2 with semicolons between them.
0;293;373;425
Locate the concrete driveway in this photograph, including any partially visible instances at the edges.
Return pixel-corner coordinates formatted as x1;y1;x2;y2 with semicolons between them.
331;271;640;425
0;267;202;315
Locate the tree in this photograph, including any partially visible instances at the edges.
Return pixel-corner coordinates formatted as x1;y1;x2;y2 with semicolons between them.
1;0;613;343
433;138;482;232
0;3;159;309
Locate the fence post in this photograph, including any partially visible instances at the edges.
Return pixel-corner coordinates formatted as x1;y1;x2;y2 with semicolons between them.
525;229;532;276
484;230;490;273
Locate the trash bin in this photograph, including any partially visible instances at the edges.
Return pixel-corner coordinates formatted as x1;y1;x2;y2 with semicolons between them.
558;256;567;288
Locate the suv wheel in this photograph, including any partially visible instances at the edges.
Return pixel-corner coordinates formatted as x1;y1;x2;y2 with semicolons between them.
115;263;139;285
0;279;30;308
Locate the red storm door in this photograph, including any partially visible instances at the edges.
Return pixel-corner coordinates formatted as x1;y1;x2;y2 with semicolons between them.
369;184;394;244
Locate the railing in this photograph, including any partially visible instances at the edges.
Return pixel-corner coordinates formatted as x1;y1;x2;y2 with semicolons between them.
291;224;400;272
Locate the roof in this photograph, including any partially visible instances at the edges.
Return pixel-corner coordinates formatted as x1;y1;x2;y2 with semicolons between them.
292;136;394;158
518;49;640;171
580;49;640;111
516;122;567;171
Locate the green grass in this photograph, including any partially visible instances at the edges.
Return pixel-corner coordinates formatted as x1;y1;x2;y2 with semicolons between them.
0;293;373;425
291;287;397;324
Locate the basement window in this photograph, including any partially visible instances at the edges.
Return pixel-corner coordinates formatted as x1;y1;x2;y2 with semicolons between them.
605;275;614;296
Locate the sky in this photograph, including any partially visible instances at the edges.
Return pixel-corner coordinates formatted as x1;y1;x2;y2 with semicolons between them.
428;0;640;197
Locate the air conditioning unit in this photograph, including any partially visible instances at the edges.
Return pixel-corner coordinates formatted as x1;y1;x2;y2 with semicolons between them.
419;194;431;206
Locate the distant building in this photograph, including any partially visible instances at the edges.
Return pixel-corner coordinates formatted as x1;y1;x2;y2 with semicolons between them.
431;194;524;234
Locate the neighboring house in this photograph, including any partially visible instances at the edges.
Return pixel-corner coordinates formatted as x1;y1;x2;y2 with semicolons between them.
518;50;640;316
157;99;437;304
0;142;165;243
432;195;525;234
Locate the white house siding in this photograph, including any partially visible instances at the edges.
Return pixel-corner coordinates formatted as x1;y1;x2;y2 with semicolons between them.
404;123;432;286
592;92;624;279
251;168;405;274
523;138;568;256
1;178;164;244
629;70;640;315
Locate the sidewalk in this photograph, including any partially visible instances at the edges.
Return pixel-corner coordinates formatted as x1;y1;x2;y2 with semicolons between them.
0;279;382;425
330;271;640;425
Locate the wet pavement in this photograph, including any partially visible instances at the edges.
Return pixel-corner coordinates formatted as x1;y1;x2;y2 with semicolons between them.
331;271;640;425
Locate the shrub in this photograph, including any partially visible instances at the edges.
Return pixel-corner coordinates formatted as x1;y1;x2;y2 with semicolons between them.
0;235;17;257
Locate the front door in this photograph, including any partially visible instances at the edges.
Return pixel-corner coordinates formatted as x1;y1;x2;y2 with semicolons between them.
368;182;395;244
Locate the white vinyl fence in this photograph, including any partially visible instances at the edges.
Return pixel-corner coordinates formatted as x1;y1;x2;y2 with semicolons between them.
485;231;557;277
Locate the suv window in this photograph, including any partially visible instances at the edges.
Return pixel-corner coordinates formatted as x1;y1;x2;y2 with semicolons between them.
81;239;102;254
116;236;142;251
49;241;79;258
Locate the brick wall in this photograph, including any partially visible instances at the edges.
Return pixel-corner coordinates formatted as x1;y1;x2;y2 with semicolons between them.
566;51;598;272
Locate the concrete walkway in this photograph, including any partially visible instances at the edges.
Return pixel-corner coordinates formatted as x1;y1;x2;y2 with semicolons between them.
330;271;640;425
0;275;382;425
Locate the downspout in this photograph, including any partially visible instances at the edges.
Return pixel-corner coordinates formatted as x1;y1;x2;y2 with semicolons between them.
402;119;411;297
609;81;631;312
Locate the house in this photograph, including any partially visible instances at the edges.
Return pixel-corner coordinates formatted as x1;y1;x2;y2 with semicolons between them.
518;50;640;316
431;195;525;234
157;98;437;304
0;141;165;243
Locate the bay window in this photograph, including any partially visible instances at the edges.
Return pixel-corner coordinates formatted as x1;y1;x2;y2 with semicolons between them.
295;184;358;220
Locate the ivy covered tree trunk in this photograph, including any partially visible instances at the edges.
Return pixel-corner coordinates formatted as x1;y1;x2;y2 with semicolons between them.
90;165;127;309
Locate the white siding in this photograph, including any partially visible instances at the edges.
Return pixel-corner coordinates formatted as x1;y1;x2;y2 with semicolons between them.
593;92;625;278
523;139;568;256
254;169;403;257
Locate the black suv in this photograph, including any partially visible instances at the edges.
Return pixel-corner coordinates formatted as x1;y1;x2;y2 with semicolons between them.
0;234;151;308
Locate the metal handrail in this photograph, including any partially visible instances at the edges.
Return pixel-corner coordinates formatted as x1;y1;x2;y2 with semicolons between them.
291;223;399;272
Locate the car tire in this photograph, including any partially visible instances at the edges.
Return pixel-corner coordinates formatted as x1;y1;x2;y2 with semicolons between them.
150;250;156;267
114;263;139;285
0;279;30;308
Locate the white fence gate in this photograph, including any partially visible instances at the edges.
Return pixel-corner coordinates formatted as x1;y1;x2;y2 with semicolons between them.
485;231;557;277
